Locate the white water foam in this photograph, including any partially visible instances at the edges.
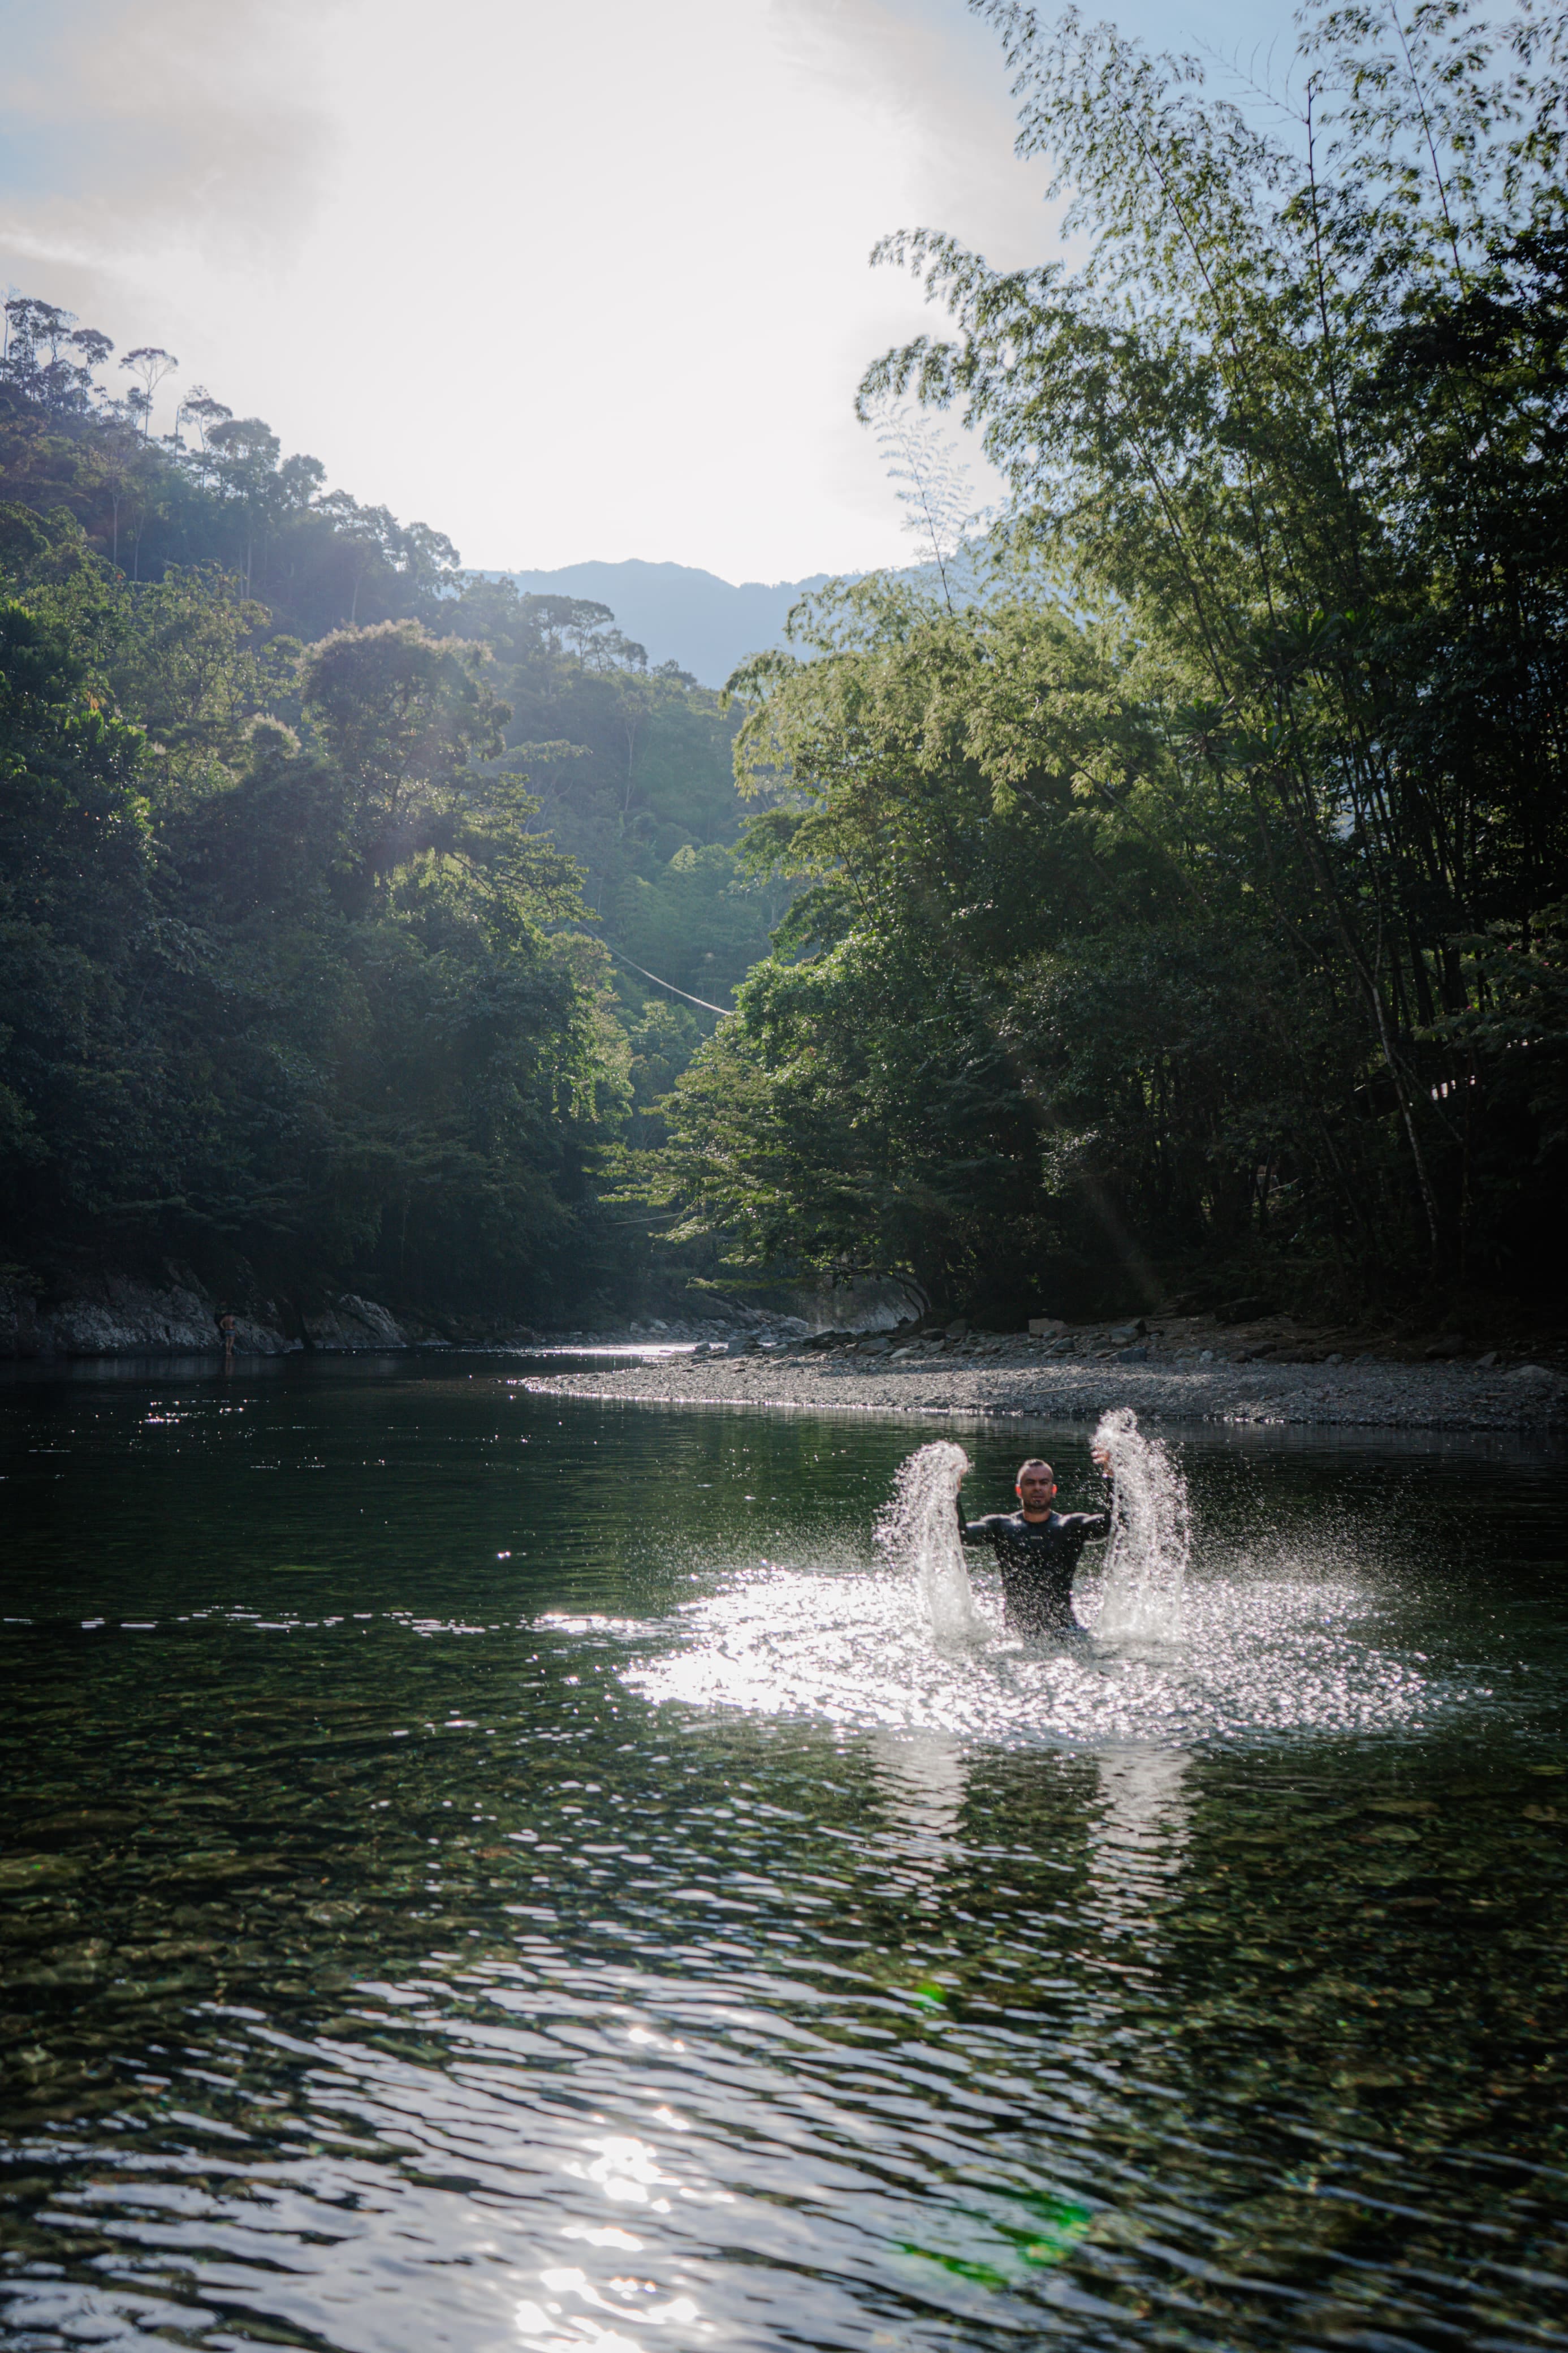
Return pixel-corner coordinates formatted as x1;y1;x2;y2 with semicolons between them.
1092;1407;1188;1643
621;1423;1492;1747
621;1560;1466;1746
875;1440;981;1642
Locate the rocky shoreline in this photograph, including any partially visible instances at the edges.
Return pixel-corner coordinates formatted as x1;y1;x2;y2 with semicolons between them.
519;1317;1566;1435
0;1276;791;1361
5;1275;1563;1435
0;1274;413;1359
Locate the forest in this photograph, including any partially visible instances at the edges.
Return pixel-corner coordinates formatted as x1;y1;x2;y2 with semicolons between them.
0;307;777;1325
2;0;1566;1333
635;0;1568;1326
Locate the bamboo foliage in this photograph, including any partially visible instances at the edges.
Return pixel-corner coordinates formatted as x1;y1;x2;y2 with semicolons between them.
632;1;1568;1309
859;0;1568;1275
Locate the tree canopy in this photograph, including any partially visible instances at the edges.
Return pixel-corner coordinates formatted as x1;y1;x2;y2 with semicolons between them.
631;0;1568;1321
0;314;777;1321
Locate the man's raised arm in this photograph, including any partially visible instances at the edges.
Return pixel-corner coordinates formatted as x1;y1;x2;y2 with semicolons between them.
1074;1447;1115;1536
954;1492;990;1547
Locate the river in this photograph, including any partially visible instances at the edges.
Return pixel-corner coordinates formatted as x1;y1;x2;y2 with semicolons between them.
3;1356;1566;2350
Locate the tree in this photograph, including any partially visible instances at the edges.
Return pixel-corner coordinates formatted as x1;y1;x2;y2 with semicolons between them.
842;0;1568;1290
175;388;233;482
120;346;178;440
869;395;986;610
0;600;154;1217
70;328;114;380
0;287;800;1318
299;620;509;885
1;300;115;417
111;564;294;793
632;583;1301;1311
88;417;154;572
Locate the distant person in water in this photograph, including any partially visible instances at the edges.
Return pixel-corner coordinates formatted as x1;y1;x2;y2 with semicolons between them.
956;1451;1114;1636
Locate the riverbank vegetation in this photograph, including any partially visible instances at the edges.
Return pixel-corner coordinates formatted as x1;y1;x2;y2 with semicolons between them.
632;0;1568;1325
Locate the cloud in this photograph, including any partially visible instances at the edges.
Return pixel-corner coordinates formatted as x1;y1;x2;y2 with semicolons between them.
770;0;1057;267
0;0;345;318
0;0;1050;578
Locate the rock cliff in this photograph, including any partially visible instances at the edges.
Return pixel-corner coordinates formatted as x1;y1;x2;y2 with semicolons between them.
0;1273;410;1358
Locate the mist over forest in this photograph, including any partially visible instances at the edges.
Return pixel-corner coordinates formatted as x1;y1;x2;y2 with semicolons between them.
2;0;1566;1341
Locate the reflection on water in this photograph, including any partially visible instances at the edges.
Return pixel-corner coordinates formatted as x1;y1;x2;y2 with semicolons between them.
1;1363;1566;2351
874;1729;970;1844
1088;1748;1191;1950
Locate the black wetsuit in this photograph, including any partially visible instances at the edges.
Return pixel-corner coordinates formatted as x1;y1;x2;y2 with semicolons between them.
957;1483;1112;1635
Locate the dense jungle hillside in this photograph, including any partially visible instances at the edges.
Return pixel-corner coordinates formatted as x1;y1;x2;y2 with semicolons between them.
0;307;780;1326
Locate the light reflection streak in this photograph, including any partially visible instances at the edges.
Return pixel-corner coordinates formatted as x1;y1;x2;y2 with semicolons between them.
1086;1748;1191;1951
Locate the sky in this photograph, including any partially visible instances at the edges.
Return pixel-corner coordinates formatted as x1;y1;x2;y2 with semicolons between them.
0;0;1298;584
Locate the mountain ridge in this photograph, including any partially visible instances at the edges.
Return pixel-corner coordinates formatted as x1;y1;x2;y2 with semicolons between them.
499;557;850;688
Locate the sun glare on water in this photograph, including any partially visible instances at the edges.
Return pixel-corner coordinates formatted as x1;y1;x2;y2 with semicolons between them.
625;1419;1483;1748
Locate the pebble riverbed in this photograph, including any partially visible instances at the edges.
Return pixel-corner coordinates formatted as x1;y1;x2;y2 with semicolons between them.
521;1330;1565;1433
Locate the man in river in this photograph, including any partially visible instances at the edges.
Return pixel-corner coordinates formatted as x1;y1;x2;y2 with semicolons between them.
956;1451;1114;1636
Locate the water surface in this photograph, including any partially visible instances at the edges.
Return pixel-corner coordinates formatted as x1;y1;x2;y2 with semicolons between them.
3;1362;1566;2350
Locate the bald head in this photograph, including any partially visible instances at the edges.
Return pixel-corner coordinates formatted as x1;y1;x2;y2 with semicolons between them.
1016;1459;1057;1518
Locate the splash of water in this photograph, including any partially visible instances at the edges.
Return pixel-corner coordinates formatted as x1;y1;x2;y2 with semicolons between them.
876;1440;982;1640
1092;1407;1187;1642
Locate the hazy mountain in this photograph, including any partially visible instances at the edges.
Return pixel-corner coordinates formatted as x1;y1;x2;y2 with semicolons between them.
500;558;845;688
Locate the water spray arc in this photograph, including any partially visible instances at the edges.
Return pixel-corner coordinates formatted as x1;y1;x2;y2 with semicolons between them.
879;1417;1187;1647
877;1440;980;1641
1091;1408;1188;1643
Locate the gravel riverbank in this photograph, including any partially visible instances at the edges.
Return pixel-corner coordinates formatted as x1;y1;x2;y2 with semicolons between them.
521;1331;1566;1434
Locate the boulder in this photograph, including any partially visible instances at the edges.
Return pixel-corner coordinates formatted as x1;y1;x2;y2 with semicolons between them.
792;1273;926;1334
303;1295;406;1351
